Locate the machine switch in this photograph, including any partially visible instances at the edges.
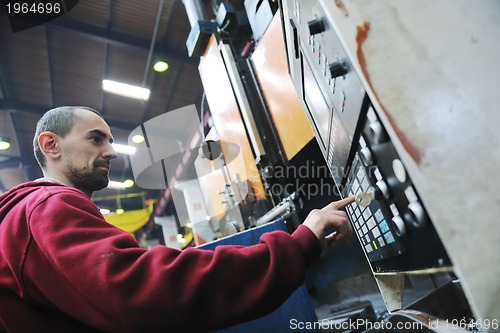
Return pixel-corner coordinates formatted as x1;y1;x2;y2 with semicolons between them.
369;121;388;144
359;146;374;166
392;215;407;237
406;202;426;228
308;18;325;35
328;60;348;78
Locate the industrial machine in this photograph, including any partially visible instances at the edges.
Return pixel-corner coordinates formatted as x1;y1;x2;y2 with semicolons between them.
280;0;500;331
178;0;500;332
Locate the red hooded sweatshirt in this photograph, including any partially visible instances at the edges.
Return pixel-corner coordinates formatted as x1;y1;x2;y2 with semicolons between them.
0;181;320;332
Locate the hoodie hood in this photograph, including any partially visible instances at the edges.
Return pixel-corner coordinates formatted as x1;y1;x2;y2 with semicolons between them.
0;181;69;223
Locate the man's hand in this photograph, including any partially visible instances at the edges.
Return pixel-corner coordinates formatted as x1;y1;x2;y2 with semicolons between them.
302;196;355;253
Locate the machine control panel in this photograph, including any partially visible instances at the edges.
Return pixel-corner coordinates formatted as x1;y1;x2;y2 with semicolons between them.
344;107;450;270
282;0;366;185
345;149;407;262
282;0;450;271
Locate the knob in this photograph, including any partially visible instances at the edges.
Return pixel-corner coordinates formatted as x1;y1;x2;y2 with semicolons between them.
375;180;390;199
369;121;388;144
328;60;348;79
392;159;407;183
359;146;374;166
308;18;325;35
406;202;426;228
355;188;375;207
392;215;407;237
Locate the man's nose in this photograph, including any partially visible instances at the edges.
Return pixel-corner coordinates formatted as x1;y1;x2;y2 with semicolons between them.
104;144;118;160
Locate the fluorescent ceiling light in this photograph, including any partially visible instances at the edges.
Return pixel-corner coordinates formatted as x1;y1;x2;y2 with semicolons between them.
123;179;135;188
102;79;150;100
108;181;127;189
0;137;11;150
112;143;136;155
154;61;169;72
108;179;135;189
131;134;145;144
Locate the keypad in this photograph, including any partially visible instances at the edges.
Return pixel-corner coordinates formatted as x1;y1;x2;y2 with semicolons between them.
379;220;389;233
344;153;404;261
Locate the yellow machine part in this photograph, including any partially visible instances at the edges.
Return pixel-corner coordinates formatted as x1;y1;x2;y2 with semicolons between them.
198;35;266;200
251;14;314;160
104;204;153;234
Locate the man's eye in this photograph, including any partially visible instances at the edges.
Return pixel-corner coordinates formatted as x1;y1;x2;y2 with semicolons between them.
90;136;101;143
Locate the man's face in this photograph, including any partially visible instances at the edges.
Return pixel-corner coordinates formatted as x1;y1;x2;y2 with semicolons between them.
58;109;117;194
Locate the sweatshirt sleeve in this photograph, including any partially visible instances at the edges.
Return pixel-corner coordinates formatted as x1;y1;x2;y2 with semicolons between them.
23;189;321;333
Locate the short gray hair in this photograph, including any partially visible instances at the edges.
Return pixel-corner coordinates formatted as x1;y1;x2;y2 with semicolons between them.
33;106;103;169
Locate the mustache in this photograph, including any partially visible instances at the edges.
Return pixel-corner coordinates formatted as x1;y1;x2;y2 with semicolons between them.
94;161;111;168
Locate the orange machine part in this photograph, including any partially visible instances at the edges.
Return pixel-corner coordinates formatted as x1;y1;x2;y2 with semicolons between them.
251;14;314;161
198;35;266;200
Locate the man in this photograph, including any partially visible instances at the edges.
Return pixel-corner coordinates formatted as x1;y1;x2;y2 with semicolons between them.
0;106;354;332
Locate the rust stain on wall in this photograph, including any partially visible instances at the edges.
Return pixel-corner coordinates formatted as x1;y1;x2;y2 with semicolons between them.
335;0;349;17
356;22;371;83
356;21;423;165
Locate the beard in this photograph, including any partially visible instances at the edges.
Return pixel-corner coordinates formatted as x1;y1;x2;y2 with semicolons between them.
67;161;110;193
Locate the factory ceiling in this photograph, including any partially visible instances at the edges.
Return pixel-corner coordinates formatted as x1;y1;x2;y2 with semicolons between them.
0;0;207;210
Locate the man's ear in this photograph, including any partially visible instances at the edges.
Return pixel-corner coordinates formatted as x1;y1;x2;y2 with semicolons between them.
38;132;61;161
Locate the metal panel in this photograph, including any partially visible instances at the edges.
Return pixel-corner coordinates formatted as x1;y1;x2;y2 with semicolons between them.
198;220;319;333
251;14;314;161
282;0;500;328
198;35;265;200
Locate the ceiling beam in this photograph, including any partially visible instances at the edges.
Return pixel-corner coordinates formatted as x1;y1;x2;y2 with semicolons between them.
45;18;198;66
45;28;56;106
0;156;21;169
8;112;43;181
0;99;137;131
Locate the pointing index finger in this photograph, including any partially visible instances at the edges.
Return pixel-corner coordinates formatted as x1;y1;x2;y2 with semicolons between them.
325;195;356;210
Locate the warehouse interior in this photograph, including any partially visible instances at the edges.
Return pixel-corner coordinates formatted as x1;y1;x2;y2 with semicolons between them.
1;0;499;332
